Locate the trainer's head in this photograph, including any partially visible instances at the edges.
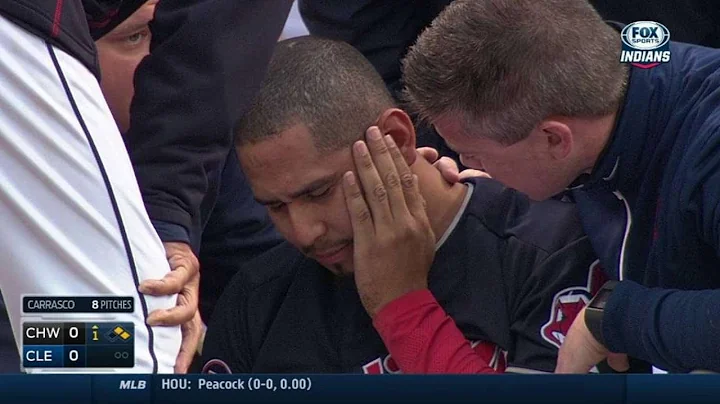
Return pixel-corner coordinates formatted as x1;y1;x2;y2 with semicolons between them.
235;36;416;275
403;0;627;200
95;0;158;133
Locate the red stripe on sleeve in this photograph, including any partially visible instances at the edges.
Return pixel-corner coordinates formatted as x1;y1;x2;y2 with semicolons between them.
51;0;64;37
373;289;499;374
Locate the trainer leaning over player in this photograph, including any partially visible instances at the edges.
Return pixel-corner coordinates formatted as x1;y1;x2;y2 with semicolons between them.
403;0;720;373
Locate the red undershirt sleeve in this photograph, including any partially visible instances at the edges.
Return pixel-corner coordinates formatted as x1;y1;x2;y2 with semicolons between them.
372;289;498;374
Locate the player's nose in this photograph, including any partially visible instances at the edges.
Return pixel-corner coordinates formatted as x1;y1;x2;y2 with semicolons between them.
288;203;326;249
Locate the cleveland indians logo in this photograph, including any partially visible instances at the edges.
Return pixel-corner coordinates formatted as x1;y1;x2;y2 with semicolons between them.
540;260;607;349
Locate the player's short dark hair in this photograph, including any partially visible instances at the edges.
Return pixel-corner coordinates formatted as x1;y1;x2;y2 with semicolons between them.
402;0;628;145
235;36;396;152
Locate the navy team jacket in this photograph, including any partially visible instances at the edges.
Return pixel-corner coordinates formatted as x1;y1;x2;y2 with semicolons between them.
571;42;720;372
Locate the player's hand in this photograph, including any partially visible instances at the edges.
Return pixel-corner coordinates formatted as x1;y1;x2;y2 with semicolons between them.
416;147;490;183
140;241;200;326
174;310;205;373
344;127;436;318
555;306;627;373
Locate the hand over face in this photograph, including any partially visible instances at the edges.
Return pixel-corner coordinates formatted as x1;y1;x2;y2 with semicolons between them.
344;128;437;318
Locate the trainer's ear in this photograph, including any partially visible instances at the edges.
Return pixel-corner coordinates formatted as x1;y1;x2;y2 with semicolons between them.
536;119;574;161
376;108;417;165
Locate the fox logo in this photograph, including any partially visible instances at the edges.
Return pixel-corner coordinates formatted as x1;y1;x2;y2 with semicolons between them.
362;341;507;374
540;260;607;349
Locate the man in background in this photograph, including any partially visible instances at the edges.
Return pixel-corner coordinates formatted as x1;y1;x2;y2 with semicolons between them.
94;0;284;350
0;0;292;372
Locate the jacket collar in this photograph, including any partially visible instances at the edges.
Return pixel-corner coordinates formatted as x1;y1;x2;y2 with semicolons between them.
570;60;667;193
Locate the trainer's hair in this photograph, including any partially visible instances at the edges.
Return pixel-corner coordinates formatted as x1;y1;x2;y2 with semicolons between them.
402;0;628;145
235;36;395;152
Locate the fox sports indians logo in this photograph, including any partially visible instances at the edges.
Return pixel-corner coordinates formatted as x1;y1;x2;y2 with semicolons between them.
620;21;671;69
540;260;607;349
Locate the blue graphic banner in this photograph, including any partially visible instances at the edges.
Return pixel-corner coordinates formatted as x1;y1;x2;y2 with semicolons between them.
0;374;718;403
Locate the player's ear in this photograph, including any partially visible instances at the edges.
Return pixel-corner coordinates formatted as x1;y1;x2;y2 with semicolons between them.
376;108;417;165
535;118;573;161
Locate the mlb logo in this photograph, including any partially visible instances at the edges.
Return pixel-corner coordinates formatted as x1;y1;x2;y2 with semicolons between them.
620;21;671;69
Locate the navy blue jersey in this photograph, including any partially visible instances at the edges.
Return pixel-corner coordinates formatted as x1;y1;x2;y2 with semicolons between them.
202;178;602;374
571;42;720;372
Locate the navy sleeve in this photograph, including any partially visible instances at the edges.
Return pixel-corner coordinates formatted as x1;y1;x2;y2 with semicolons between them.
150;220;190;245
603;126;720;373
125;0;293;245
198;151;283;322
603;281;720;372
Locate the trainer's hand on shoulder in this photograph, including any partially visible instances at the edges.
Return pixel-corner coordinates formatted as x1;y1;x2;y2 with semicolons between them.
345;127;436;318
416;147;490;183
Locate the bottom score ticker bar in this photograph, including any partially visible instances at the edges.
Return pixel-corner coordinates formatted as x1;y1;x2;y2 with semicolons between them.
0;375;718;404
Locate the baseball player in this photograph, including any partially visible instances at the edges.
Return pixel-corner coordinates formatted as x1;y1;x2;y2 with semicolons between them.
202;37;604;374
403;0;720;374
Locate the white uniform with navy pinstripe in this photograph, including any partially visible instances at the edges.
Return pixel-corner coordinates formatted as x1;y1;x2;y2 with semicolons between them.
0;15;181;373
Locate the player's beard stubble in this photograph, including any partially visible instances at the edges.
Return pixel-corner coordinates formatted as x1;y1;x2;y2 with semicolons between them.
300;237;354;277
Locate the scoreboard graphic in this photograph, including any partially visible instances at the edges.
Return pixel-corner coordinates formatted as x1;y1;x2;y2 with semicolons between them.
21;296;136;369
22;322;135;368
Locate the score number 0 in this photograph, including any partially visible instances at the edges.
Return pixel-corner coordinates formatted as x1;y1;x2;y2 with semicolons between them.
68;326;81;363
